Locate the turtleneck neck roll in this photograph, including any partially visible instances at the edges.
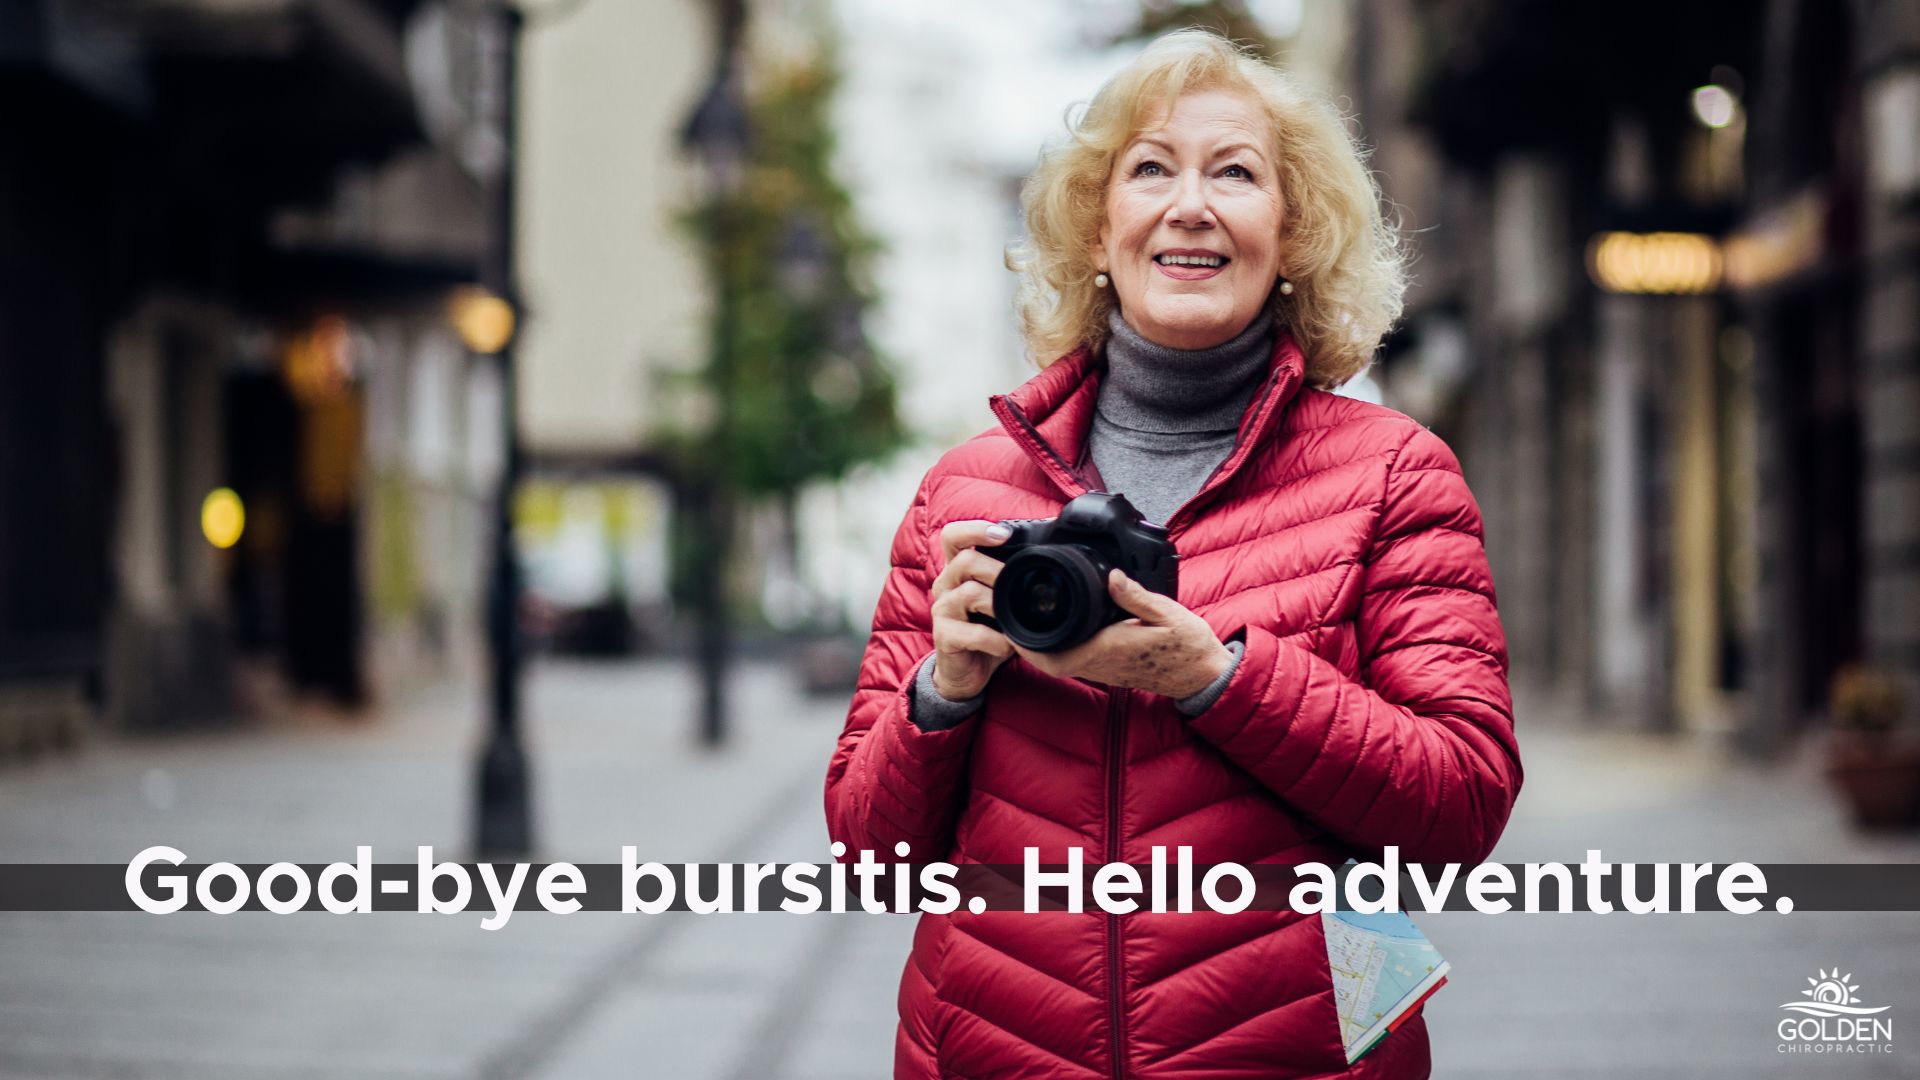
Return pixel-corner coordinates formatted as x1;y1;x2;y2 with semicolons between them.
1087;306;1275;529
1096;306;1275;435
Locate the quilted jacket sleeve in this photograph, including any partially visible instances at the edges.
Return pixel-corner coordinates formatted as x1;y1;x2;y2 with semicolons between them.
1184;426;1523;864
823;470;982;861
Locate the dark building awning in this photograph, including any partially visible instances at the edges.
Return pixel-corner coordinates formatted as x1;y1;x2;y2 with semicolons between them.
4;0;425;206
1409;0;1762;167
237;243;483;315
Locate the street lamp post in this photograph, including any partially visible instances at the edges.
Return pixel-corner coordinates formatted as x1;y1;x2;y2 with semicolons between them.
679;0;749;748
468;0;594;860
475;1;531;859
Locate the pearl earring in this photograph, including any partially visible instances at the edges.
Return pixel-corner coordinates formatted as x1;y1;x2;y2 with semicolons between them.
1279;278;1294;296
1094;272;1110;288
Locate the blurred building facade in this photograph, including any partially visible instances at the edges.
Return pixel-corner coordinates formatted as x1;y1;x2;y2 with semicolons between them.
0;0;513;748
511;0;808;649
513;0;963;650
509;0;707;651
1347;0;1920;750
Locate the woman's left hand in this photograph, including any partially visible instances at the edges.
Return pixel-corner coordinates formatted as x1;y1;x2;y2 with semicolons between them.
1012;569;1235;699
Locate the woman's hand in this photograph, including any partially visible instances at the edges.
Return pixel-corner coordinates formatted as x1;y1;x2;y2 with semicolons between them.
928;520;1017;699
1013;569;1234;700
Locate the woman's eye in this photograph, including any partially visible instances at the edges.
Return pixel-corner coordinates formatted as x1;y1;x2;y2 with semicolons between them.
1221;163;1254;180
1132;160;1167;177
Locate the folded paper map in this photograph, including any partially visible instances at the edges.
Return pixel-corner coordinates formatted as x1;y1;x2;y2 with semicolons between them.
1322;908;1450;1064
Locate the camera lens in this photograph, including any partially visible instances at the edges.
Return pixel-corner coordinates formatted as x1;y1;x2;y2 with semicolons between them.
1029;578;1062;619
1016;566;1068;632
992;545;1111;652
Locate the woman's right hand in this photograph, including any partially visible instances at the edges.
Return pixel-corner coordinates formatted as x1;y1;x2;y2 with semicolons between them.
928;520;1016;699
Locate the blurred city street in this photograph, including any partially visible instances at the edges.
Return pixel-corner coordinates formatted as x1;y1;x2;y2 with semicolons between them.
1;660;1916;1079
4;0;1920;1076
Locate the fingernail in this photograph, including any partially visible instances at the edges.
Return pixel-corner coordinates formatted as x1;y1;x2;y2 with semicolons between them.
986;523;1012;541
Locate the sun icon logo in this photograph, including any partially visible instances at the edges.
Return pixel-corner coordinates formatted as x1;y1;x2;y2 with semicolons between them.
1780;968;1891;1017
1806;970;1861;1006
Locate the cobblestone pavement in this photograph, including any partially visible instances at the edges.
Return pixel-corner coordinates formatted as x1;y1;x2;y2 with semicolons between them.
0;661;1916;1078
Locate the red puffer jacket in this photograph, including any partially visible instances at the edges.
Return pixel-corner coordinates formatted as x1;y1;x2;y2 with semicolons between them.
825;333;1522;1079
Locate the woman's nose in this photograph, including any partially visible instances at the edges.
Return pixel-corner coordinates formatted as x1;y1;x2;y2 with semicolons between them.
1164;170;1214;229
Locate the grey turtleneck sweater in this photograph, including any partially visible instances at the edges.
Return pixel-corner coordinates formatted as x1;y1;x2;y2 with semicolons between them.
909;308;1270;731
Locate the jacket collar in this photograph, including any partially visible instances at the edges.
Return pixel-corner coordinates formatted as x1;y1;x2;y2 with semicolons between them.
988;331;1307;526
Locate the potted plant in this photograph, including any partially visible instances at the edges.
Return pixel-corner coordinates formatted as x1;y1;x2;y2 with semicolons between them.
1825;665;1920;830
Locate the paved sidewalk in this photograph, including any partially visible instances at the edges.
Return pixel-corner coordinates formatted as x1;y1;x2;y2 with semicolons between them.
0;661;1916;1078
0;659;908;1080
1422;699;1920;1078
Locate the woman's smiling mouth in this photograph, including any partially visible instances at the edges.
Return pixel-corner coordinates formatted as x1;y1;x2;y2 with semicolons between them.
1154;250;1230;280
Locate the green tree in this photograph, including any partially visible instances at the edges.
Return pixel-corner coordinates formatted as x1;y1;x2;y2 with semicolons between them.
675;46;903;501
670;38;902;650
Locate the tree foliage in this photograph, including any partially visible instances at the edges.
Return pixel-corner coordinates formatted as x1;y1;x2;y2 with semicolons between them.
1116;0;1277;54
674;45;903;498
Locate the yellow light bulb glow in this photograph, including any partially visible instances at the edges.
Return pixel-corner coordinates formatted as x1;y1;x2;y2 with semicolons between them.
1587;231;1723;295
449;287;516;354
282;315;354;404
202;488;245;549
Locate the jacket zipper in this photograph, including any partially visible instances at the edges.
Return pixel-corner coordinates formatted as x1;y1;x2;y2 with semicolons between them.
1105;688;1130;1080
986;353;1298;1079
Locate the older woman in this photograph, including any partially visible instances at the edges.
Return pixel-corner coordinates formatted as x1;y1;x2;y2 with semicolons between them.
825;29;1521;1079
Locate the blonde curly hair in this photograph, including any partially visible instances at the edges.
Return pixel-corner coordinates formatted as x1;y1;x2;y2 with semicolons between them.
1007;29;1406;388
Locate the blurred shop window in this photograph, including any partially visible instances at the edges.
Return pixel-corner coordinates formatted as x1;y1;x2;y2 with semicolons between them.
465;359;504;494
408;335;462;482
517;480;671;657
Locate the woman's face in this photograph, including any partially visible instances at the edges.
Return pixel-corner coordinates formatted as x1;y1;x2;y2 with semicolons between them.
1092;89;1286;351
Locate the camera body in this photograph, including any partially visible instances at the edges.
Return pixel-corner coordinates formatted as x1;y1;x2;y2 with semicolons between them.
969;491;1179;652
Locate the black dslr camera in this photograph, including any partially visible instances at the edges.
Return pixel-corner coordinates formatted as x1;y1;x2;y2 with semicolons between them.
968;491;1180;652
